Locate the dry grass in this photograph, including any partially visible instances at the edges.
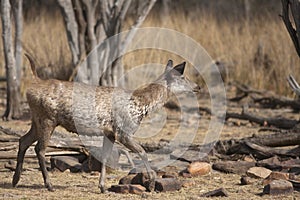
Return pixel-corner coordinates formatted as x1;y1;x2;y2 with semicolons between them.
0;1;299;96
136;5;300;95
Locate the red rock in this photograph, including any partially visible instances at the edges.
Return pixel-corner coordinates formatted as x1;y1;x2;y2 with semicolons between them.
187;162;211;176
269;171;289;180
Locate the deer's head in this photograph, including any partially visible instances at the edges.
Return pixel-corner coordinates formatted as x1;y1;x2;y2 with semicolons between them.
162;60;200;94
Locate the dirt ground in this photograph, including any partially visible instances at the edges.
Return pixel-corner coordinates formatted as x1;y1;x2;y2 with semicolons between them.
0;86;299;200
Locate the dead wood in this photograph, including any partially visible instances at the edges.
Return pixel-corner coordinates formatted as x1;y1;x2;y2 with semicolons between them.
226;109;299;129
257;156;300;173
212;160;255;174
202;104;299;129
0;145;17;151
224;103;299;129
228;82;300;110
0;125;23;137
228;81;264;102
0;150;81;160
252;96;300;110
213;130;300;160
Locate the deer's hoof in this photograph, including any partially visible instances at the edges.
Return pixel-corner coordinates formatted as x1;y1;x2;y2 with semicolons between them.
12;173;20;187
145;179;156;192
46;183;54;192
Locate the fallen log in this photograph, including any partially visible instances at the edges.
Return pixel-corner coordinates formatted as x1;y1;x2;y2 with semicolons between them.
225;106;299;129
252;96;300;110
228;82;300;111
0;150;81;159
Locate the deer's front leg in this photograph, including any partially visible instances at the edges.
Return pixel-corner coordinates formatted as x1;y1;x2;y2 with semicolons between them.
119;133;156;191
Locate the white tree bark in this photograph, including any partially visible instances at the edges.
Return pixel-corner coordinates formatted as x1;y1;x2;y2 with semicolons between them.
14;0;23;88
58;0;157;86
57;0;90;83
1;0;21;120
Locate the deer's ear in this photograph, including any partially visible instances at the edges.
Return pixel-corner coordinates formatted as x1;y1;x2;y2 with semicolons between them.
173;62;186;75
165;60;173;72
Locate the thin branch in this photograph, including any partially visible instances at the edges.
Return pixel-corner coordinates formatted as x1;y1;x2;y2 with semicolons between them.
120;0;157;55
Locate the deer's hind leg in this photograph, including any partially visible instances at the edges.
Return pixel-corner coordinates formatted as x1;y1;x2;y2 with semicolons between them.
34;118;56;191
13;122;38;187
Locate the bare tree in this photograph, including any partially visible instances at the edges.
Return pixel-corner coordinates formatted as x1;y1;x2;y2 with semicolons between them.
14;0;23;88
57;0;157;86
1;0;23;120
281;0;300;57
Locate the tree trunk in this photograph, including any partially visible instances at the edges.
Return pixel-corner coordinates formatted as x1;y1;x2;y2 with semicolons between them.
58;0;157;86
99;0;157;87
82;0;100;85
57;0;88;82
1;0;21;120
14;0;23;89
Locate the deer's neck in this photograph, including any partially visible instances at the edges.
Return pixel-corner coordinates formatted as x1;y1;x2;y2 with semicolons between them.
132;83;169;117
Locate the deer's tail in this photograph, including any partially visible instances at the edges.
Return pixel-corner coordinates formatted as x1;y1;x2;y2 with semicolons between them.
24;53;38;78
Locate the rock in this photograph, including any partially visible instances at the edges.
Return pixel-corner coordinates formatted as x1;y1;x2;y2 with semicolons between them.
131;172;150;186
119;172;151;186
289;179;300;190
120;172;182;192
289;173;300;181
50;156;81;172
213;161;255;175
187;162;211;176
269;171;289;180
119;174;137;185
247;167;272;179
181;180;195;188
243;155;256;162
263;180;293;195
179;169;192;178
240;175;256;185
4;160;16;171
153;178;182;192
156;166;180;178
200;188;229;197
108;184;146;194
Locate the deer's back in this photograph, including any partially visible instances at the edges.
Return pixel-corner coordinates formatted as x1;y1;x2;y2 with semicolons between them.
26;79;138;135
